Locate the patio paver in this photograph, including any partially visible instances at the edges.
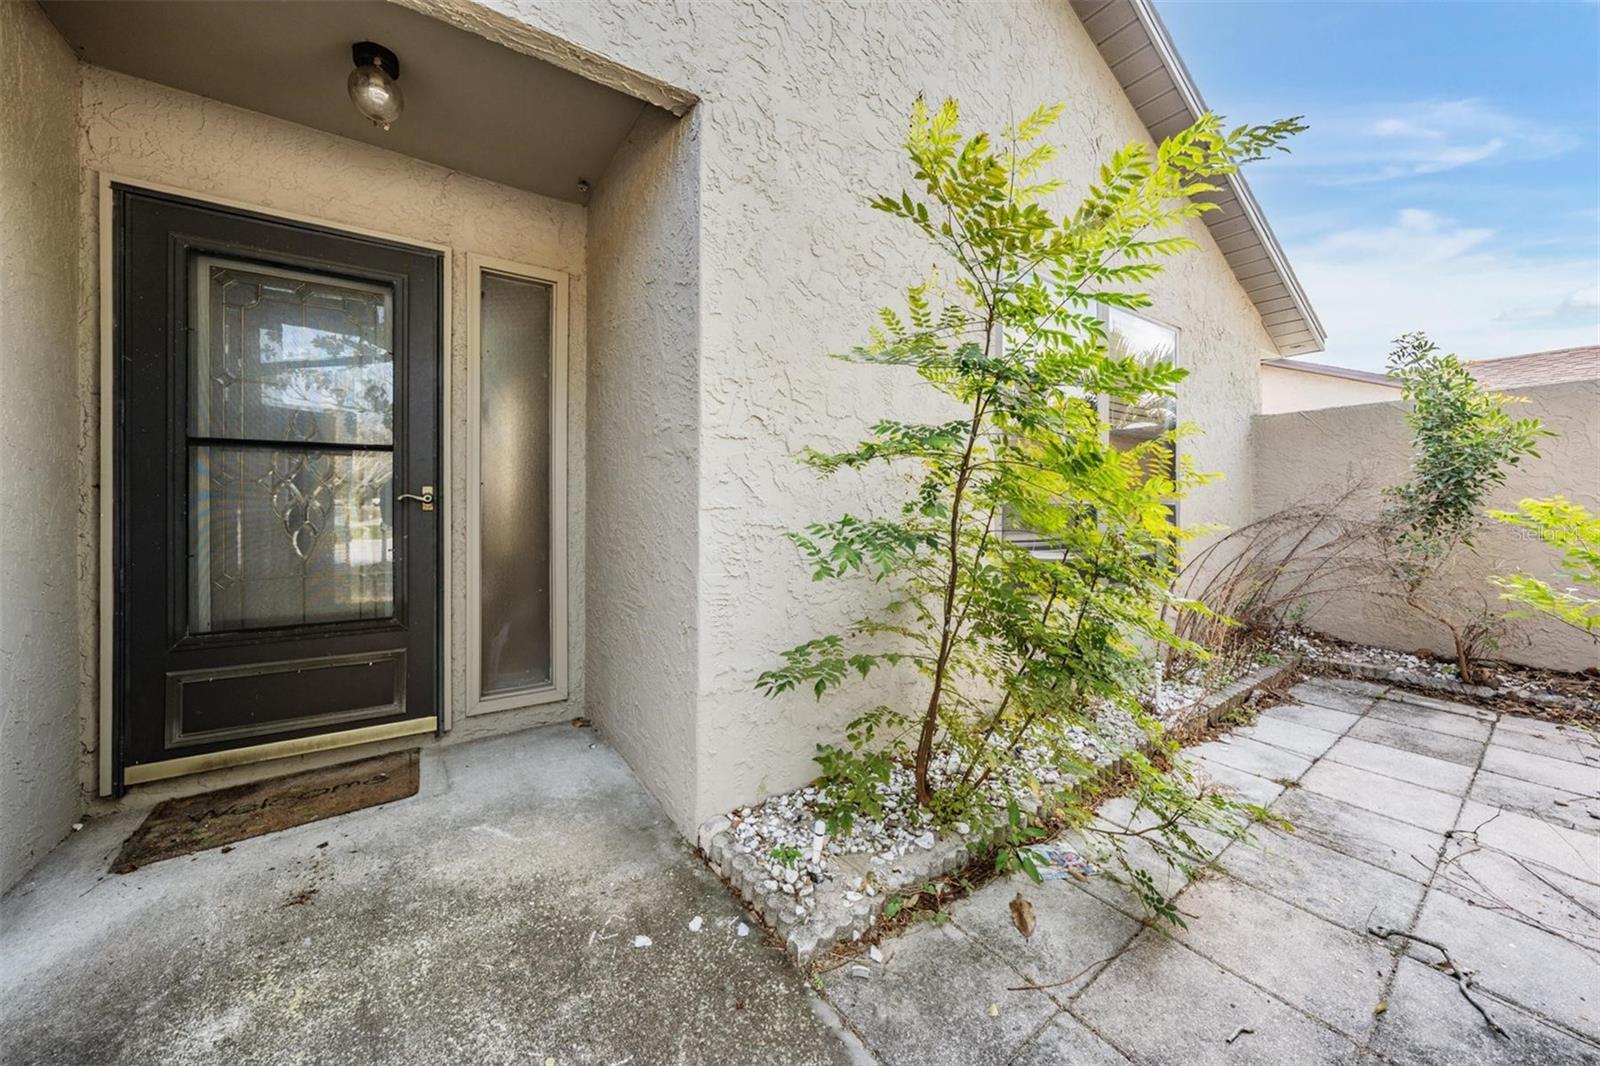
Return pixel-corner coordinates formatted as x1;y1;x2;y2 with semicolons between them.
1481;741;1600;795
1346;713;1487;765
818;922;1057;1066
1071;931;1362;1065
1300;758;1465;832
818;678;1600;1065
1372;956;1600;1066
1368;699;1496;741
1411;887;1600;1041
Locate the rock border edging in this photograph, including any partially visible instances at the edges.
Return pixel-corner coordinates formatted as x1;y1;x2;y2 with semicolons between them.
697;658;1300;966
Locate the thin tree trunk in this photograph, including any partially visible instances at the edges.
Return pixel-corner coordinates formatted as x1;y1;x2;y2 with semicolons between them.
913;329;995;805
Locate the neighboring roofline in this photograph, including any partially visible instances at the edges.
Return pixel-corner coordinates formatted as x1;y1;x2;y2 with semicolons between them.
1465;344;1599;370
1261;358;1397;387
1072;0;1328;356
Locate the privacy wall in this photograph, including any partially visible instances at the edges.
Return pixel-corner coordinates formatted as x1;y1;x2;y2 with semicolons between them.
1252;382;1600;673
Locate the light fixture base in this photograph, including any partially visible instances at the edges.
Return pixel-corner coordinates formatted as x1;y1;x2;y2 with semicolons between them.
352;41;400;80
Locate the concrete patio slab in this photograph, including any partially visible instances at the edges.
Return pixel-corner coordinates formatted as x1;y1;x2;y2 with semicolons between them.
1215;823;1427;933
1187;757;1287;806
1469;769;1600;833
1300;759;1466;833
1262;701;1362;735
1287;682;1381;717
1233;716;1343;758
948;878;1140;996
1323;735;1478;794
1071;930;1361;1065
818;922;1057;1066
1368;700;1495;742
1481;742;1599;795
1271;787;1445;882
1166;876;1393;1036
1433;841;1600;954
1318;677;1394;697
815;677;1598;1066
1371;956;1600;1066
0;727;863;1066
1411;887;1600;1041
1187;757;1288;807
1187;736;1313;781
1383;691;1499;721
1455;802;1600;884
1066;828;1221;919
1346;714;1486;766
1491;724;1600;767
1494;714;1599;744
1009;1012;1133;1065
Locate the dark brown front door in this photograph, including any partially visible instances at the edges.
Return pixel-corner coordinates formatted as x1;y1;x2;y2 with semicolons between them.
113;187;442;787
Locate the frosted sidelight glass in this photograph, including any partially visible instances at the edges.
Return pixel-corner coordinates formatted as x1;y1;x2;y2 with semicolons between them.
478;272;553;697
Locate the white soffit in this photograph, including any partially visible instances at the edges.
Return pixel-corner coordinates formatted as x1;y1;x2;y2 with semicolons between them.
1072;0;1327;356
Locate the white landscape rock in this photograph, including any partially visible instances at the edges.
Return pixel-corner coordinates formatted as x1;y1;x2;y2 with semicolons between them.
631;935;652;949
688;915;704;933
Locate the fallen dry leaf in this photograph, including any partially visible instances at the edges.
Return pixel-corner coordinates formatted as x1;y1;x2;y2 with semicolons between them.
1009;893;1037;939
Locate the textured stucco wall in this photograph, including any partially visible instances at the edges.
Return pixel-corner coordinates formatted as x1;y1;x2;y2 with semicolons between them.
584;107;703;829
1260;365;1400;414
72;66;591;802
1252;381;1600;672
443;0;1285;831
1;1;82;892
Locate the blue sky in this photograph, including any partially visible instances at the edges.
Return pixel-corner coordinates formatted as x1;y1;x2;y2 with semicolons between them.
1156;0;1600;371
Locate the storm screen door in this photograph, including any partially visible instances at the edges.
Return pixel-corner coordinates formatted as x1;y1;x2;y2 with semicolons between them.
112;187;442;788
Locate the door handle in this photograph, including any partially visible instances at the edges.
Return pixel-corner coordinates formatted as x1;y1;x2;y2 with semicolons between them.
397;485;435;512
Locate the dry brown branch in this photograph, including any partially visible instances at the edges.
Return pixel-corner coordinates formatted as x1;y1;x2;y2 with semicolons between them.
1368;926;1508;1038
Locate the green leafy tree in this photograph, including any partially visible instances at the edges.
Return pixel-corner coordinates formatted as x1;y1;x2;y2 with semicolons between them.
755;99;1302;904
1384;333;1547;571
1490;497;1600;639
1378;333;1548;679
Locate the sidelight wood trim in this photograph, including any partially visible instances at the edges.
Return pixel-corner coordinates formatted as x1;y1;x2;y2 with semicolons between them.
464;254;570;716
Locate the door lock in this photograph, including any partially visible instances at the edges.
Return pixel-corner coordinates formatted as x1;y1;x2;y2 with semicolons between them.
397;485;435;511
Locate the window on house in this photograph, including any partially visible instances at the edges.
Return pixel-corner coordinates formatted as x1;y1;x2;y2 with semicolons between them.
470;258;568;712
1001;306;1180;551
1104;307;1180;522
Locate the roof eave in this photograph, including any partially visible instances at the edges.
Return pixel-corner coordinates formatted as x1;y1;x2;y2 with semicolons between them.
1073;0;1327;356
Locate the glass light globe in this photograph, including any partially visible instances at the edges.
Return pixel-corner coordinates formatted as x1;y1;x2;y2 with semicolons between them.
348;58;403;131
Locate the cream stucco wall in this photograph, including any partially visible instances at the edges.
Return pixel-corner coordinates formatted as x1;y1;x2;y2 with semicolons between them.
444;0;1286;830
1260;364;1401;414
1252;381;1600;673
584;107;704;831
70;65;591;805
1;0;83;893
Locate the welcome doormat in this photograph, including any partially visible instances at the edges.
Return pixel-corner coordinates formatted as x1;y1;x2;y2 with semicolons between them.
111;749;420;873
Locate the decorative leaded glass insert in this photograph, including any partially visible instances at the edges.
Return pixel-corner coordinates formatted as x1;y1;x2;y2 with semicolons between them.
187;256;397;633
190;257;393;446
189;446;394;632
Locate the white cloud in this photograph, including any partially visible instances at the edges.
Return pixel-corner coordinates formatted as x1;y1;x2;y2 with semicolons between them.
1292;209;1600;371
1286;99;1579;184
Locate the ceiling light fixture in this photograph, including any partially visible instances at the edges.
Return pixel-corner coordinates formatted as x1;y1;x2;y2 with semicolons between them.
348;42;403;131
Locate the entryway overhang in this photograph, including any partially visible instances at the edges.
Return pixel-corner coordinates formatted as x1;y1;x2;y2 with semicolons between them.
41;0;683;202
